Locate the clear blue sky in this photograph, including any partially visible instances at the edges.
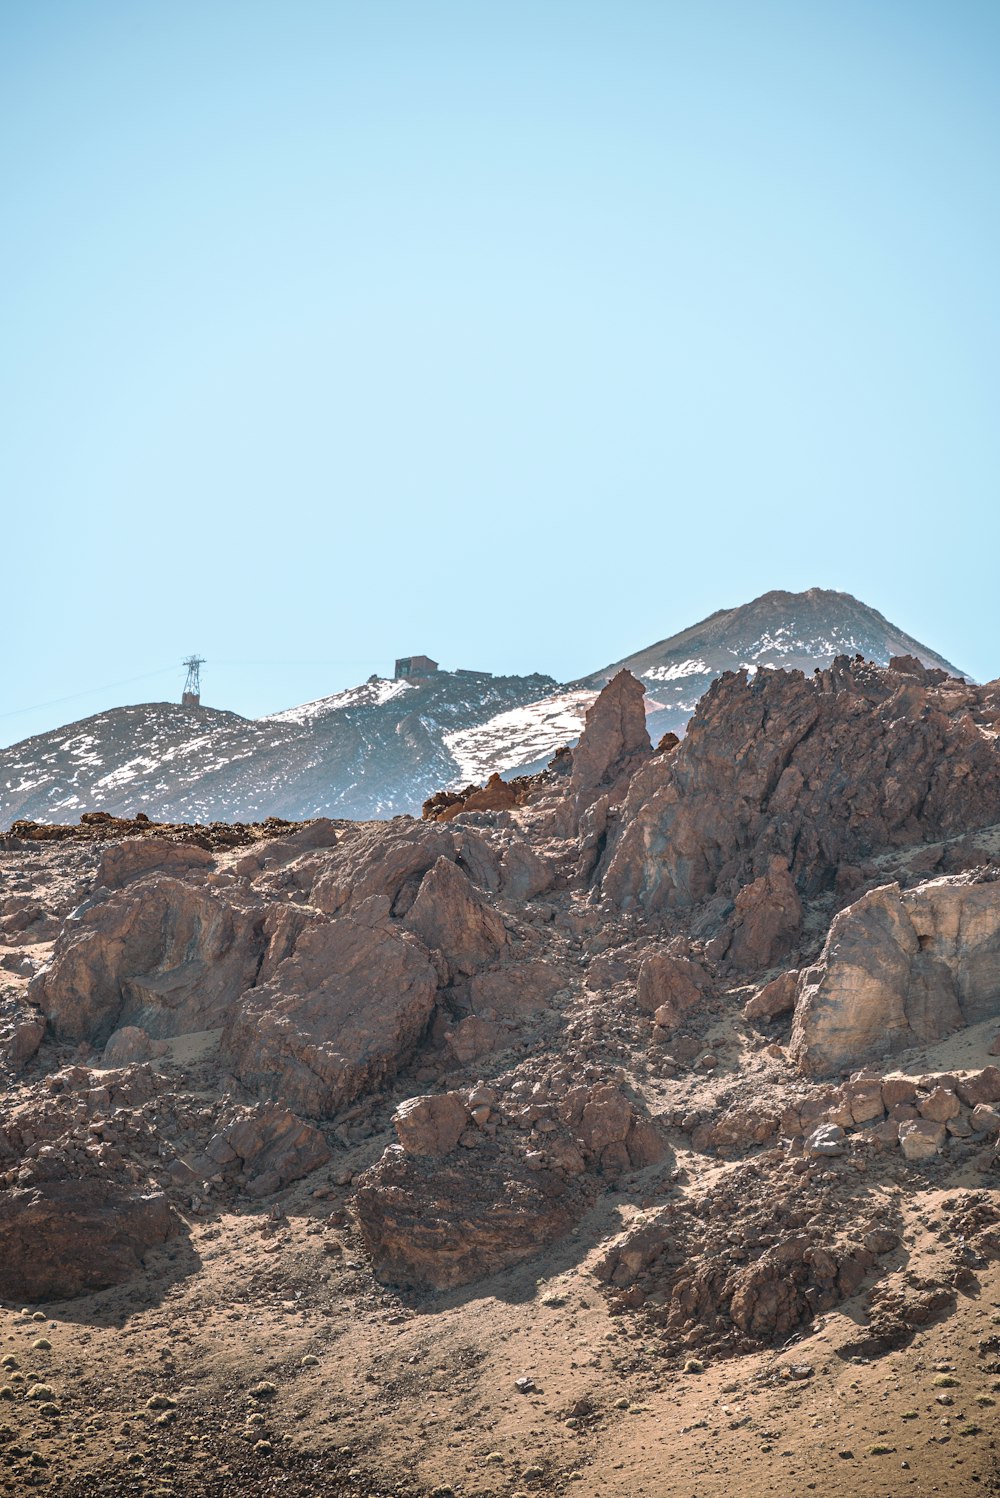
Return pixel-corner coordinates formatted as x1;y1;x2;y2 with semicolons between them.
3;0;998;746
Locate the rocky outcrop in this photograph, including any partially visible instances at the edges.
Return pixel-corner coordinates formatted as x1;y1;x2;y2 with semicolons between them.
393;1092;469;1156
0;1170;179;1301
726;857;803;969
223;914;438;1118
568;670;652;810
743;969;799;1022
635;952;709;1032
404;857;507;979
198;1104;329;1197
600;658;1000;917
355;1077;663;1288
95;837;215;889
311;822;457;918
789;873;1000;1074
354;1143;589;1290
30;877;268;1045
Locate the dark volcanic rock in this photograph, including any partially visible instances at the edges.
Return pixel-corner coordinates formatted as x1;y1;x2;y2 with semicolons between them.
0;1175;179;1302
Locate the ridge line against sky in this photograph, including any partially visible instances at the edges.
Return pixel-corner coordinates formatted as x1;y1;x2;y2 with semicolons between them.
2;0;998;745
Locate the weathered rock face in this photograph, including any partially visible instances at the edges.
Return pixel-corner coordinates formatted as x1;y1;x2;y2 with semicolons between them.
404;857;507;980
743;969;799;1022
468;961;565;1020
95;837;215;890
0;994;45;1074
0;1173;179;1301
600;657;1000;917
727;858;803;969
635;952;709;1032
223;914;438;1118
790;874;1000;1075
30;877;267;1046
311;822;457;918
355;1079;663;1288
568;669;652;809
102;1025;167;1067
198;1104;329;1198
354;1143;590;1290
393;1092;469;1157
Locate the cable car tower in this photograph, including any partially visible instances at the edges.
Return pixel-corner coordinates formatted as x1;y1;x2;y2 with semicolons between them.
181;655;205;708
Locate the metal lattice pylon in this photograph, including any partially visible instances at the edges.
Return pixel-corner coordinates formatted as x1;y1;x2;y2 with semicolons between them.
182;655;205;701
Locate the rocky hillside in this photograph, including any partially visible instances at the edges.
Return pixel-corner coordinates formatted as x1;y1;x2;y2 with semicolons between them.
0;589;972;826
0;671;556;826
2;652;1000;1494
571;586;968;745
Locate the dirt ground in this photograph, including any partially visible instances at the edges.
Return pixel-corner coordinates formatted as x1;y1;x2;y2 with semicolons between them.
2;1145;997;1498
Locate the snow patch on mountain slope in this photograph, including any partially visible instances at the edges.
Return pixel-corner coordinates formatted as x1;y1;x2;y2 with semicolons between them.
444;692;599;783
644;658;709;682
444;690;673;785
266;678;413;725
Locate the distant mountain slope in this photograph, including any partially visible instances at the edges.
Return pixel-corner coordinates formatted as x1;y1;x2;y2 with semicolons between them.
0;590;970;826
570;587;967;744
438;590;968;779
0;673;556;825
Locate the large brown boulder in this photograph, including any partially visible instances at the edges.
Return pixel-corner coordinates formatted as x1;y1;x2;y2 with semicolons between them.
311;822;457;918
404;857;507;979
200;1104;330;1197
789;874;1000;1074
0;1174;179;1301
95;837;214;890
29;877;268;1046
600;659;1000;916
569;670;652;804
354;1144;591;1290
393;1092;469;1157
223;914;438;1117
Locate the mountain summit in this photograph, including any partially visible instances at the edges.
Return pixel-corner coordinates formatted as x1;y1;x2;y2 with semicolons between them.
0;590;969;825
567;587;966;746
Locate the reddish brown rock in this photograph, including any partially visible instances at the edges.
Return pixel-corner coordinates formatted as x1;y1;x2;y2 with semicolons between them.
917;1087;961;1123
0;996;45;1073
30;877;268;1046
444;1016;506;1064
570;670;652;804
101;1026;168;1067
404;857;507;979
311;822;457;918
743;969;799;1022
95;837;215;889
0;1173;179;1301
223;914;438;1118
558;1083;664;1173
468;961;564;1020
354;1144;590;1289
202;1104;330;1197
393;1093;469;1157
636;952;708;1029
600;658;1000;916
955;1067;1000;1106
898;1118;947;1160
728;858;803;969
